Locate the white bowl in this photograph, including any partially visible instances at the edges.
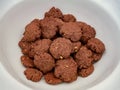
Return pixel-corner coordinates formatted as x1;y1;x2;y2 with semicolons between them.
0;0;120;90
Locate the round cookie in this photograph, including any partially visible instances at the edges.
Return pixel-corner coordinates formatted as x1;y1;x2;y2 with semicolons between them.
77;22;96;43
78;65;94;77
87;38;105;53
45;7;63;19
23;19;41;42
44;72;62;85
40;17;64;39
75;46;93;69
34;52;55;73
28;39;52;58
54;57;77;82
18;39;31;55
60;22;82;42
50;38;72;59
24;68;43;82
21;55;34;68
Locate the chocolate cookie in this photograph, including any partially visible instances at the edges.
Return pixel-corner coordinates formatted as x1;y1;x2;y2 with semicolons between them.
50;38;72;59
54;57;77;82
60;22;82;42
24;68;43;82
34;52;55;73
44;72;62;84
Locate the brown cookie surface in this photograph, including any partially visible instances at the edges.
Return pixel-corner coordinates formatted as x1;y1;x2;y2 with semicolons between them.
78;65;94;77
32;39;52;55
92;53;103;63
50;38;72;59
71;41;81;53
24;68;43;82
75;46;93;69
34;52;55;73
54;57;77;82
44;72;62;84
18;39;31;55
23;19;41;42
77;22;96;43
87;38;105;53
21;55;34;68
60;22;82;42
62;14;76;22
45;7;63;19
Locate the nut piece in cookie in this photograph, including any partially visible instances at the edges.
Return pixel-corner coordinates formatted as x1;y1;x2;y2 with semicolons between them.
71;41;81;53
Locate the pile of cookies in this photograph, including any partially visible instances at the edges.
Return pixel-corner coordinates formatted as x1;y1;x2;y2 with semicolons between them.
19;7;105;84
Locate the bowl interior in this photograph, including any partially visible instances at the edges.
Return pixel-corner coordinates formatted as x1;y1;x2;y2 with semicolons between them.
0;0;120;90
